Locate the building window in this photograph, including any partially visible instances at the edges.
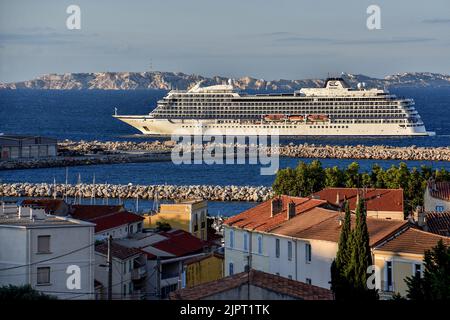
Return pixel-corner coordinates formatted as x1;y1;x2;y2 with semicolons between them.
414;263;422;278
130;225;134;234
229;263;234;276
305;243;311;263
288;241;293;261
123;284;127;297
37;235;51;253
129;282;133;294
129;260;132;272
137;223;142;232
306;278;312;285
229;230;234;248
37;267;50;285
257;236;263;255
275;238;280;258
193;214;199;232
386;261;393;291
124;263;127;274
243;232;248;251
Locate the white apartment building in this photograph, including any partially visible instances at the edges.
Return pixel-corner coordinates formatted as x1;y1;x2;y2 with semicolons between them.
224;196;408;289
0;205;95;299
424;180;450;212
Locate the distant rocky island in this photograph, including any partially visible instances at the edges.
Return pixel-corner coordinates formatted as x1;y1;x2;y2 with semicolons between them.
1;71;450;90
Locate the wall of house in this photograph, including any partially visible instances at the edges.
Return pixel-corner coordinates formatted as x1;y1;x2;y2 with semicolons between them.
143;202;207;240
0;224;95;300
424;188;450;212
94;253;135;300
201;284;297;300
224;226;338;289
97;221;143;240
374;251;424;298
185;255;224;288
367;210;404;220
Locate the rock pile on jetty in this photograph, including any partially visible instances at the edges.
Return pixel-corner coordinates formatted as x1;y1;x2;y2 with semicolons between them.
0;183;274;202
58;140;450;162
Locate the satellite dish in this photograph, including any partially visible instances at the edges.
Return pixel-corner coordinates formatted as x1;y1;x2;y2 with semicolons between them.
357;83;362;90
362;82;366;87
228;78;232;86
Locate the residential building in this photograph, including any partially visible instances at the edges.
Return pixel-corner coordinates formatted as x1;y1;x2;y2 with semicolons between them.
15;200;145;239
0;135;57;160
223;195;407;289
69;204;144;239
169;269;333;300
115;229;209;299
373;227;450;298
94;242;147;300
143;199;208;240
424;180;450;212
312;187;404;220
0;205;95;299
183;252;224;288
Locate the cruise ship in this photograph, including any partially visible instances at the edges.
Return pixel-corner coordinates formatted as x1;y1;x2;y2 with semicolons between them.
113;77;432;136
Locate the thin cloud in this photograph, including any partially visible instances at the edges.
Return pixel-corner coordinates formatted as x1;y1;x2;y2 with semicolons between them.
334;37;436;45
422;18;450;24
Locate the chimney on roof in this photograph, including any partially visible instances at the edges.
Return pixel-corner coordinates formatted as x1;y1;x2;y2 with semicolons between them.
413;206;426;228
271;197;282;217
287;201;296;220
18;206;22;219
336;192;340;205
29;207;33;220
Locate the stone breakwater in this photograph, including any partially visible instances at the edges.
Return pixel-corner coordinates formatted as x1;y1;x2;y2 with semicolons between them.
0;183;274;202
0;153;172;171
59;140;450;162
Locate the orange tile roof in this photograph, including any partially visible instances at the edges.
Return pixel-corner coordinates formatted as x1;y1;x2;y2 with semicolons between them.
428;181;450;201
375;227;450;255
224;195;328;232
70;205;125;220
95;242;142;260
312;188;403;212
273;209;408;246
21;199;66;213
425;211;450;236
169;269;333;300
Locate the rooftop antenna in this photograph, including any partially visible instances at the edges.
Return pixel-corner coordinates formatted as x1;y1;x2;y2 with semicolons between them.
64;167;68;202
77;173;82;205
114;107;118;116
136;194;139;213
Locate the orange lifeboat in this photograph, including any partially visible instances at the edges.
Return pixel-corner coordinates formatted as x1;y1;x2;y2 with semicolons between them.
307;114;328;122
288;115;304;122
264;114;286;122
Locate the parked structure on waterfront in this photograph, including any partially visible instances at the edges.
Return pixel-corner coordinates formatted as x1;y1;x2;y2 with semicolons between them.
143;199;208;240
312;188;404;220
0;135;57;160
424;180;450;212
170;269;333;300
0;203;95;299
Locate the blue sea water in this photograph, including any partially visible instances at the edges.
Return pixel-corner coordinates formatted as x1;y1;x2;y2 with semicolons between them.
1;88;449;215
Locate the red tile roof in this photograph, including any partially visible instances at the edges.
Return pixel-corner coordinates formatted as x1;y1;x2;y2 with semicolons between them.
273;208;408;246
70;205;124;220
224;195;328;232
96;242;142;260
425;211;450;236
152;229;206;257
375;227;450;255
312;188;403;212
428;181;450;201
90;211;144;233
21;199;66;213
169;269;333;300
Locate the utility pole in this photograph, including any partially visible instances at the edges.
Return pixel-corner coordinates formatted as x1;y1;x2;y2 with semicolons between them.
156;256;161;299
107;235;113;300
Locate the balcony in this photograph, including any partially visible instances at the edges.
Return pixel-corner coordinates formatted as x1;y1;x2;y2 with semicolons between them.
132;266;147;280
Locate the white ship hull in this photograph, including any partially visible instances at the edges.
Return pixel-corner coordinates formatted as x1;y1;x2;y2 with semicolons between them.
114;116;431;136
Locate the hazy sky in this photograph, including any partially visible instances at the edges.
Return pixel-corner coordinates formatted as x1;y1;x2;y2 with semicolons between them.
1;0;450;82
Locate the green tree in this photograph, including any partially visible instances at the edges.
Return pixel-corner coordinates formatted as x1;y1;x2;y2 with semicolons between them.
0;284;55;300
344;162;360;188
273;167;296;196
325;166;343;187
405;240;450;300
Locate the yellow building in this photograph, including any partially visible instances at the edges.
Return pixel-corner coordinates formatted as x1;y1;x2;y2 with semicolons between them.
183;252;224;288
143;199;208;240
373;227;450;298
